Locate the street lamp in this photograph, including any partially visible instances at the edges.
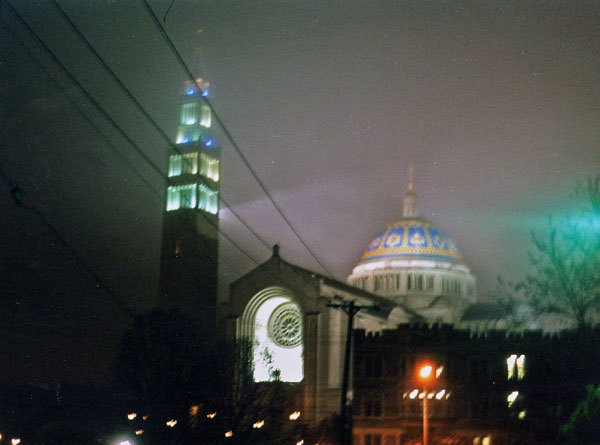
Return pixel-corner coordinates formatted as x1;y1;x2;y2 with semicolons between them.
418;364;434;445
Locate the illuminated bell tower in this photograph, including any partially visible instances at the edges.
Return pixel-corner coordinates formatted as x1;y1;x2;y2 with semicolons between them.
159;79;220;330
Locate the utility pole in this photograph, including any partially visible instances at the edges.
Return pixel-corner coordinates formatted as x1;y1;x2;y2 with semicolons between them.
327;299;374;445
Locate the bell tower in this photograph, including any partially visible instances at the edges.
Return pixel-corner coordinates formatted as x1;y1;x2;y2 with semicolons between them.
158;79;220;331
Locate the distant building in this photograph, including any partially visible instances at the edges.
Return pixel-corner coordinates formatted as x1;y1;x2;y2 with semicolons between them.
159;80;220;330
352;324;600;445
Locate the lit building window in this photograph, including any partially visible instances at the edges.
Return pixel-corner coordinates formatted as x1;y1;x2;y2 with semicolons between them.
176;127;202;144
198;185;218;214
506;354;526;380
507;391;519;407
200;153;219;181
167;185;197;211
252;297;303;382
516;354;526;380
200;104;211;127
181;102;200;125
168;153;198;177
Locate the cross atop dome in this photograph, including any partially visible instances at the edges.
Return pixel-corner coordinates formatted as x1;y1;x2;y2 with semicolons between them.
402;166;418;217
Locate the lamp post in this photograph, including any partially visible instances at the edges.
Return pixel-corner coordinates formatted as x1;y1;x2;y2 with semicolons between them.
418;364;434;445
326;299;374;445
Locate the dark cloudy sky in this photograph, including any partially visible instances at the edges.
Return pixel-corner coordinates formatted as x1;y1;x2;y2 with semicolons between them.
1;0;599;383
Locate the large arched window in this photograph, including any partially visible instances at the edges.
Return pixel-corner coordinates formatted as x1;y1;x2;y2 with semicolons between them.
239;287;304;382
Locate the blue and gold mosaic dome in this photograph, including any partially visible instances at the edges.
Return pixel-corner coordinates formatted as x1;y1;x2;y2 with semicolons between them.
359;218;461;264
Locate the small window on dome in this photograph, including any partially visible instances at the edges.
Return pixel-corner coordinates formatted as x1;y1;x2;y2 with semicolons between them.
426;275;434;291
407;274;424;291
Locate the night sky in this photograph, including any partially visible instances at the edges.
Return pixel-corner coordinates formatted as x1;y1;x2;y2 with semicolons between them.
1;1;599;384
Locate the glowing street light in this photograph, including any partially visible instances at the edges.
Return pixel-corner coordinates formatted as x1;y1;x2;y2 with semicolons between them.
166;419;178;428
418;363;436;445
419;365;433;379
289;411;301;420
127;413;137;421
225;430;233;438
253;420;265;429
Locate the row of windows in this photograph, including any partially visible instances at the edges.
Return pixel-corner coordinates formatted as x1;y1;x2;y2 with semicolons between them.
180;102;211;128
166;184;218;214
357;434;493;445
442;277;461;295
359;354;526;381
168;153;219;181
355;274;473;296
176;128;215;145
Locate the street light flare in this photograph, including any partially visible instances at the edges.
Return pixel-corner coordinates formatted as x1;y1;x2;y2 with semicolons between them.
419;365;433;379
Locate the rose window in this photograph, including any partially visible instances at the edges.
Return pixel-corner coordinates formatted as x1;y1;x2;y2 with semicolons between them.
268;302;302;348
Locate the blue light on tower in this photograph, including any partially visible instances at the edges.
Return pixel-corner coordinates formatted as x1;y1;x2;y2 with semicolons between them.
186;87;195;95
202;89;209;97
205;138;213;147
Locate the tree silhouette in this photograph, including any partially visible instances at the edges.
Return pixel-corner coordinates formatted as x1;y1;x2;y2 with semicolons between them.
517;176;600;329
560;384;600;444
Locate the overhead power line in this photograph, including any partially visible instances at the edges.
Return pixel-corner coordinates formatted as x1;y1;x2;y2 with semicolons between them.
0;162;134;318
1;20;161;198
4;1;328;296
140;0;335;278
2;0;258;271
49;0;273;257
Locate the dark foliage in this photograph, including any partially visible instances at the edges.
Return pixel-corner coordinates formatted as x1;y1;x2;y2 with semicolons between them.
516;176;600;328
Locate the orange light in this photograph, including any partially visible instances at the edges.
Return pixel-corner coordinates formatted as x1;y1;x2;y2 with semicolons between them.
225;430;233;438
419;365;433;379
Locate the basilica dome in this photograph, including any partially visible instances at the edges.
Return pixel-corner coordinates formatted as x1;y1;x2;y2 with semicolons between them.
358;217;460;265
347;178;477;324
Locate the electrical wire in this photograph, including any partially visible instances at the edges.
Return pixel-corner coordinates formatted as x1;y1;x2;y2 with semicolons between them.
50;0;274;257
1;20;162;198
3;0;259;269
4;1;328;299
0;162;134;318
141;0;335;278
